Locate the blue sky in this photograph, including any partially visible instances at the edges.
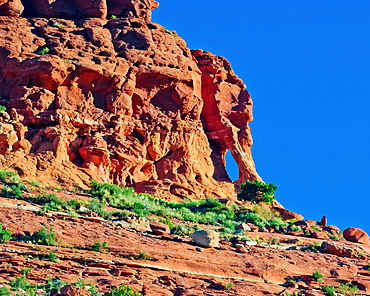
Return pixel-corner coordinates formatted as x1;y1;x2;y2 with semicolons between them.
152;1;370;233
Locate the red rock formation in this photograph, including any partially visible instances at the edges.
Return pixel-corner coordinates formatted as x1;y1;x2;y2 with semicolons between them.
0;0;260;200
0;0;24;17
343;227;369;244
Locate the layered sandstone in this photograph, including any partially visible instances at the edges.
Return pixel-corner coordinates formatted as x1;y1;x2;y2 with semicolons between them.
0;0;260;200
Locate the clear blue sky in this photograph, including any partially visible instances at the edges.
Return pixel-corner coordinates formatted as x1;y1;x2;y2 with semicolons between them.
152;1;370;234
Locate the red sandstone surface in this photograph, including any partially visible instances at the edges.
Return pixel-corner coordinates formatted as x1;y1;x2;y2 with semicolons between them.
0;0;260;201
0;191;370;295
1;1;370;295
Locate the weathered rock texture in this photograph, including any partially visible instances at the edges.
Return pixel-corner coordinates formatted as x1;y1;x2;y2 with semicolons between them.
0;0;260;200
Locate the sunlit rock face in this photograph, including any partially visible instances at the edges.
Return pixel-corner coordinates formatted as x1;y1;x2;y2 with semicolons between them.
0;0;260;200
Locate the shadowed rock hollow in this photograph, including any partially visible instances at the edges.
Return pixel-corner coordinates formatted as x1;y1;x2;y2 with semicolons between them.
0;0;260;200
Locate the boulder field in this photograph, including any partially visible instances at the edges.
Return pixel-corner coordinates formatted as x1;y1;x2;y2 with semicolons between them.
0;0;260;200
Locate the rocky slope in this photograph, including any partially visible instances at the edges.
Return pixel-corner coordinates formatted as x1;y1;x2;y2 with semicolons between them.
0;185;370;296
0;0;260;201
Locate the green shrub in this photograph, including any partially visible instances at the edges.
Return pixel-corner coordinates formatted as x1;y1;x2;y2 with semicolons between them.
74;278;87;289
0;224;12;243
92;241;109;253
86;199;111;219
321;285;336;296
321;282;359;296
21;267;33;276
32;225;58;246
48;250;57;262
251;205;280;220
171;224;195;235
268;218;288;231
104;284;142;296
9;276;30;290
111;210;130;219
0;105;6;112
0;169;20;184
312;270;323;281
52;22;63;28
327;232;343;240
47;278;68;293
224;282;233;290
0;286;11;296
241;212;267;228
289;225;303;232
138;251;154;261
311;226;321;232
336;282;359;295
1;183;24;199
271;237;280;244
26;180;42;187
238;181;277;203
88;181;285;233
163;217;174;230
36;46;50;55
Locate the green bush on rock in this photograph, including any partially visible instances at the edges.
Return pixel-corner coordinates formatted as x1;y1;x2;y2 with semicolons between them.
238;181;277;203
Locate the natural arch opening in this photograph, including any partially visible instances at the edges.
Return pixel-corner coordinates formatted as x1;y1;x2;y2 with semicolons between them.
225;150;238;182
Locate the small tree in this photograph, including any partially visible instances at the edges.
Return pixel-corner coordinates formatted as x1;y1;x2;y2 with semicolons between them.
238;181;277;203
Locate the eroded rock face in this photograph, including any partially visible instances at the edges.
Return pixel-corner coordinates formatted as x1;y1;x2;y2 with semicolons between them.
0;0;260;200
1;0;158;19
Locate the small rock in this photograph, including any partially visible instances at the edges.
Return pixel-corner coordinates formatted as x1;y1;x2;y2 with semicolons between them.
156;275;176;287
149;221;170;235
322;225;341;236
60;285;91;296
237;223;251;232
235;243;249;253
244;240;258;246
79;206;88;212
312;231;329;240
343;227;369;244
192;229;219;248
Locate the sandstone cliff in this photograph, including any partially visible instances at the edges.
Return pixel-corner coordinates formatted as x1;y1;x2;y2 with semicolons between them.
0;0;260;200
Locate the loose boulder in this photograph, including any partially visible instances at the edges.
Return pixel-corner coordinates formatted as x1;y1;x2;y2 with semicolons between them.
192;229;219;248
149;221;170;235
321;241;362;258
343;227;369;244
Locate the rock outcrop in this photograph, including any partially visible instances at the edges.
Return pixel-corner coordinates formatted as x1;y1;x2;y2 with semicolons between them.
0;0;260;200
343;227;369;244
